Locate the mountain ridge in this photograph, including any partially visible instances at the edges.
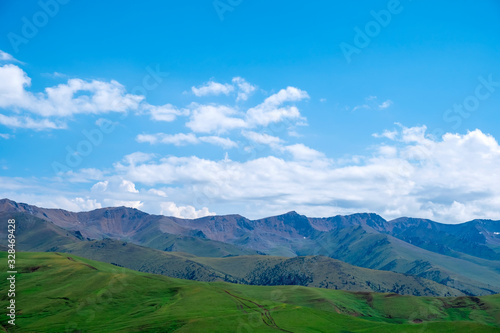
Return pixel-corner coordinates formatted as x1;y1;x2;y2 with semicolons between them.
1;198;499;296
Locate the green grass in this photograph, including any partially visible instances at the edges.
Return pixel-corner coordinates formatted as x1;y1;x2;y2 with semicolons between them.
1;252;500;332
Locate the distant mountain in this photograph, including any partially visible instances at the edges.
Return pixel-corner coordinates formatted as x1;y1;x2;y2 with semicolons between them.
0;209;259;258
1;198;500;296
0;212;462;296
382;217;500;260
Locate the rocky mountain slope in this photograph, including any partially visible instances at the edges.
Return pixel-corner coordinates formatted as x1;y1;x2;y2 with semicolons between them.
1;198;499;296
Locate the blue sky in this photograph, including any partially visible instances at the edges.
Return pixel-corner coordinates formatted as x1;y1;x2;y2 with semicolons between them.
0;0;500;222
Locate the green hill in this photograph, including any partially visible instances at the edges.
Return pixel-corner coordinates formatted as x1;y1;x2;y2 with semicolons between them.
1;252;500;332
54;238;463;296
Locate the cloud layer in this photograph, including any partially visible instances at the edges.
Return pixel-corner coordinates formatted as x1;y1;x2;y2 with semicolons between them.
1;50;498;222
3;124;500;222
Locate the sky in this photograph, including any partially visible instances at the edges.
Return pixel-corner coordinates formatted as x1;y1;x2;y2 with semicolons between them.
0;0;499;223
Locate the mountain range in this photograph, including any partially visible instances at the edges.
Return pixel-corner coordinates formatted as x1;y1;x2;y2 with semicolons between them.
1;198;499;297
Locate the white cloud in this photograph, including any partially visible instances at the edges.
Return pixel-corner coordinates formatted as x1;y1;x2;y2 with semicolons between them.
106;200;144;210
160;201;215;219
284;143;326;161
263;86;309;105
352;96;393;112
144;103;188;122
0;114;66;130
0;64;144;118
242;130;282;147
192;80;234;97
136;131;237;149
373;129;398;140
106;126;500;222
186;104;247;133
91;181;109;192
136;133;198;146
232;77;257;101
122;152;156;165
378;99;393;109
0;50;19;63
378;145;398;157
352;104;370;112
184;86;309;134
246;87;309;126
63;168;105;183
72;197;102;211
119;180;139;193
199;136;238;149
3;125;500;223
0;133;12;139
0;64;31;105
191;77;256;102
148;188;167;197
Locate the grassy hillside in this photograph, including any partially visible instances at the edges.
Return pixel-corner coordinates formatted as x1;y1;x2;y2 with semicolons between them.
55;238;464;296
1;252;500;332
309;225;500;295
2;203;500;297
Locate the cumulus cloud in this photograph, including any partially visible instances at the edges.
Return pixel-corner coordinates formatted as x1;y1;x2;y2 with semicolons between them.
185;86;309;134
72;197;102;211
122;152;156;165
191;77;257;102
91;181;109;192
0;63;189;129
160;201;215;219
0;64;144;117
0;50;19;63
136;132;237;149
192;80;234;97
246;87;309;126
108;126;500;222
199;136;238;149
186;104;247;133
242;130;282;147
119;180;139;193
373;129;398;140
232;77;257;101
62;168;105;183
2;125;500;222
106;200;144;210
283;143;326;161
137;133;198;146
143;103;188;122
0;114;66;130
